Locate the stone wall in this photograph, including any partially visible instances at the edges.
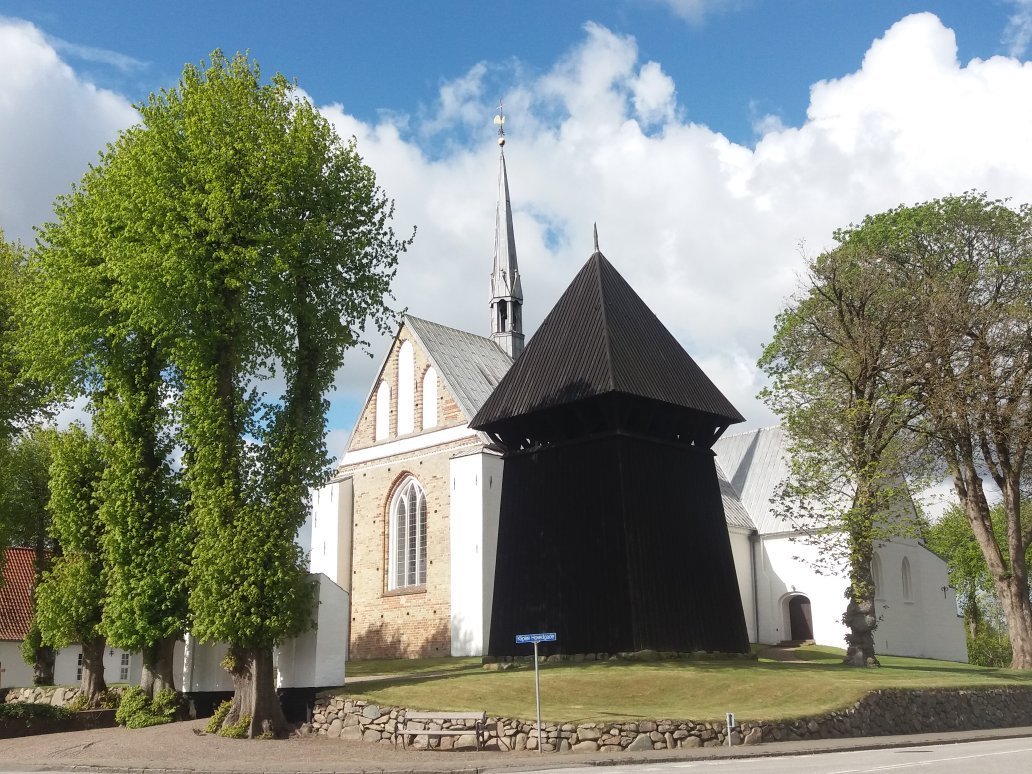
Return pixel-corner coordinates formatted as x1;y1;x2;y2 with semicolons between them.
2;685;83;707
305;686;1032;752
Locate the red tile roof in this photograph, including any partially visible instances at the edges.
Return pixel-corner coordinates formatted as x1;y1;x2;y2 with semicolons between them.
0;547;38;641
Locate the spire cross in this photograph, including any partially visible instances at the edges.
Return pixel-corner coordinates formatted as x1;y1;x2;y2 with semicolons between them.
494;101;506;146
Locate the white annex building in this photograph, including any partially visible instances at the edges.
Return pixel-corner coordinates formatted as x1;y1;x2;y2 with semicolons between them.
303;122;968;665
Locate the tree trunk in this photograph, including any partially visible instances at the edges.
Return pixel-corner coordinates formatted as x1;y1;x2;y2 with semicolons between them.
842;590;880;667
220;645;287;738
140;636;178;698
32;645;55;686
997;577;1032;669
80;636;108;707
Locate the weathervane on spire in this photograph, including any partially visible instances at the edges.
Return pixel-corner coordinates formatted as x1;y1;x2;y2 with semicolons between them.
493;101;506;147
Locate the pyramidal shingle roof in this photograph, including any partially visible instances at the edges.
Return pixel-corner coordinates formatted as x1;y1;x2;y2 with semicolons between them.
471;251;744;433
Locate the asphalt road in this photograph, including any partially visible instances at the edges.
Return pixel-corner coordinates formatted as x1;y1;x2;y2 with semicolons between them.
1;721;1030;773
515;736;1032;774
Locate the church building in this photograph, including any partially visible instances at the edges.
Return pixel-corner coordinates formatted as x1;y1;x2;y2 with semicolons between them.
307;118;968;664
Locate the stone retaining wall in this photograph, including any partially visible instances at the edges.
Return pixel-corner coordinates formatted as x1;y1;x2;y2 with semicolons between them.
2;686;83;707
305;686;1032;752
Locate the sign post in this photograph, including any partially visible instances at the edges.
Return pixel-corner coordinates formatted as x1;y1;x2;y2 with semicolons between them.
515;632;556;753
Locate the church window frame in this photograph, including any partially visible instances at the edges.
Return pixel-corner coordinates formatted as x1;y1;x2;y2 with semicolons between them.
871;552;883;600
374;381;391;441
902;556;913;602
387;476;427;591
422;366;439;430
398;340;415;435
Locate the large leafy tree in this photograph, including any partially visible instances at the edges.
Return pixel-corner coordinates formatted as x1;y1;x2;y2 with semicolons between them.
769;193;1032;669
31;159;190;699
0;232;46;450
1;428;58;684
54;52;407;735
35;426;107;706
760;242;925;666
871;194;1032;668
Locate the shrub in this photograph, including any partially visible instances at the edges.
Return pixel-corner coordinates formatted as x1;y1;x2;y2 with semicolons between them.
219;714;251;739
205;699;232;734
967;626;1012;668
0;702;71;721
115;686;183;729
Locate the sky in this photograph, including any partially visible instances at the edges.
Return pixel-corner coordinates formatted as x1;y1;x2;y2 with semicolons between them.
3;0;1032;469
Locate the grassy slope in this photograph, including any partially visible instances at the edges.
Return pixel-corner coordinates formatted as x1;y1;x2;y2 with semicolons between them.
341;647;1032;723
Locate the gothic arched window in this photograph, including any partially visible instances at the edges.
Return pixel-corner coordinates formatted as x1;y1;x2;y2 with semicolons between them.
374;381;391;441
398;340;415;435
902;557;913;602
422;367;438;430
388;477;427;590
871;552;883;599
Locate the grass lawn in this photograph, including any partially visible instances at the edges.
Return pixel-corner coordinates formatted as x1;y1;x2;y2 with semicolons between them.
345;656;483;678
341;646;1032;724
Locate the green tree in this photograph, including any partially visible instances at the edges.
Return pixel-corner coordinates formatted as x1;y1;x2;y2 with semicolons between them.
32;157;190;699
48;52;407;735
1;428;58;683
842;194;1032;668
34;426;107;706
760;242;926;666
927;501;1032;641
0;232;46;451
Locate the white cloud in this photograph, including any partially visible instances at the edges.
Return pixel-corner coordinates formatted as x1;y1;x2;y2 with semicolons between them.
0;18;136;243
5;12;1032;477
1004;0;1032;57
650;0;742;24
45;35;149;73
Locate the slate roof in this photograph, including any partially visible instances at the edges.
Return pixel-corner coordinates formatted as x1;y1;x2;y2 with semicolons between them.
406;315;513;421
471;251;744;433
716;461;756;530
0;547;36;641
712;426;792;534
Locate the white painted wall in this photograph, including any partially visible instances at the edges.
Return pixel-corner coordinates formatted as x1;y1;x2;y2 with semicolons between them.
872;540;967;662
754;534;849;647
308;478;354;592
276;574;349;688
51;644;142;687
183;573;349;692
727;528;756;643
0;642;32;689
449;451;504;657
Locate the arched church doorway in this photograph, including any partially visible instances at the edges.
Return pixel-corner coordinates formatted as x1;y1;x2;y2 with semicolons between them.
788;595;813;641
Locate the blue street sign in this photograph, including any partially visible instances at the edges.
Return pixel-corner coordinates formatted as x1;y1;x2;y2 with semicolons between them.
515;632;557;644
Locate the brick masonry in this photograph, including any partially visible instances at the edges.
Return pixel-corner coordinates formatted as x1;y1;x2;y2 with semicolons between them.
349;325;464;452
342;323;483;660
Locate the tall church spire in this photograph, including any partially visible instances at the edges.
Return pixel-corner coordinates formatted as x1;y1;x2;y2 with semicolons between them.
490;104;525;359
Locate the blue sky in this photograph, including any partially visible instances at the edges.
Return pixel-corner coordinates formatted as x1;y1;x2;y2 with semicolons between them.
2;1;1023;145
2;1;1032;467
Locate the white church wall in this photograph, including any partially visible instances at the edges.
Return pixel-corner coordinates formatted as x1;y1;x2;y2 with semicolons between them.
449;452;486;656
308;478;354;592
727;527;756;643
480;452;504;649
449;450;504;657
872;540;967;662
756;534;848;647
